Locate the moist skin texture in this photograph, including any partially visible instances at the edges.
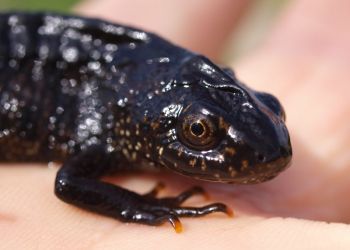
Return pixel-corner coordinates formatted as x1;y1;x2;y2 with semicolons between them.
0;12;291;232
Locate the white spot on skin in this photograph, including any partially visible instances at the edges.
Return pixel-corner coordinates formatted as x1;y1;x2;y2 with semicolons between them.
107;145;115;152
131;152;137;161
242;102;253;109
162;104;183;118
56;107;64;114
158;147;164;156
122;148;130;159
62;47;79;63
87;61;101;71
228;126;241;143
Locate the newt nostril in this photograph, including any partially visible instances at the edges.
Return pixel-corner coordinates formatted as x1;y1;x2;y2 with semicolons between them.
256;92;285;121
257;153;266;163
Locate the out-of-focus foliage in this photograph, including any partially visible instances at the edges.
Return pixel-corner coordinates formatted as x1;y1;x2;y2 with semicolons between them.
0;0;80;12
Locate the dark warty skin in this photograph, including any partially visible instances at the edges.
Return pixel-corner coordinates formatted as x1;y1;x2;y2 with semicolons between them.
0;12;292;232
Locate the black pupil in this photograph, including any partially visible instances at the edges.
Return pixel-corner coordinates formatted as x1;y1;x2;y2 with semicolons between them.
190;122;205;136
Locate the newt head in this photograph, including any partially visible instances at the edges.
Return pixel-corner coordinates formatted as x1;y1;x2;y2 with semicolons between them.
149;55;292;184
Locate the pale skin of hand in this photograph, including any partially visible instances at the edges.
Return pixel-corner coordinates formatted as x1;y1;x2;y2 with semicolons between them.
1;0;350;249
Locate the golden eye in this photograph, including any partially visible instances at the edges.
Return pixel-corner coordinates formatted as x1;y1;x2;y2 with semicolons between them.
180;115;218;150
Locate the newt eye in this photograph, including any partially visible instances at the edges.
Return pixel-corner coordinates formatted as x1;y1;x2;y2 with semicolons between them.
190;121;205;137
179;115;219;150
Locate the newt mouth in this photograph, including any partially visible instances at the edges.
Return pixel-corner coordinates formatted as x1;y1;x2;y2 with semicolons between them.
228;156;292;184
183;154;292;184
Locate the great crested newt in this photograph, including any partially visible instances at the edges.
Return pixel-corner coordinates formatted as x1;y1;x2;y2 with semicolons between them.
0;12;292;232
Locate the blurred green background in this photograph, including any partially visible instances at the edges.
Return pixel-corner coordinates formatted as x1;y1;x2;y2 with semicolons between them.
0;0;80;12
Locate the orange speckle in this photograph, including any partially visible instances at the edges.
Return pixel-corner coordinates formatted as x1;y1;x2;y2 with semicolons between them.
169;217;183;233
226;207;234;218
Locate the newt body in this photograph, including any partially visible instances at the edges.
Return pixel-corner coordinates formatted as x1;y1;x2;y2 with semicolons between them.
0;12;292;231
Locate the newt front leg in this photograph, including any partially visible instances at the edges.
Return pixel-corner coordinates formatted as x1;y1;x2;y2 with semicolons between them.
54;146;232;233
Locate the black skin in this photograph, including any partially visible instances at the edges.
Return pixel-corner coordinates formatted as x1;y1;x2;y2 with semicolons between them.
0;12;292;232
